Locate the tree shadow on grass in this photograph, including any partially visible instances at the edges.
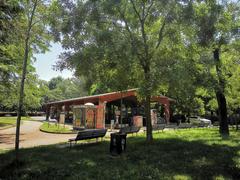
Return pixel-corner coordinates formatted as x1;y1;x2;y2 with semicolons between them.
0;134;16;144
127;136;240;179
0;133;25;145
0;123;12;127
0;137;239;180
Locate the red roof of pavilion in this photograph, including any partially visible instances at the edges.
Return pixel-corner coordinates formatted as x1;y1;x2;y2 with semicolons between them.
45;88;174;106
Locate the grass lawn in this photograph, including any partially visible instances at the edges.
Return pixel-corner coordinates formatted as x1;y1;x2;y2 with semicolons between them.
0;116;32;128
39;122;73;133
0;128;239;180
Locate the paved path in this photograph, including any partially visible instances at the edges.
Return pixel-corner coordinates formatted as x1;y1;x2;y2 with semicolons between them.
0;121;75;150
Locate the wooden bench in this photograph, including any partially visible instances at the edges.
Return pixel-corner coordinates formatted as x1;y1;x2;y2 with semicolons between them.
119;126;140;136
152;124;165;133
165;123;178;130
177;123;192;129
68;129;107;147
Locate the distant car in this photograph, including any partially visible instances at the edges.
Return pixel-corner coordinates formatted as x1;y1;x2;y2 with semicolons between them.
189;116;212;127
49;118;58;123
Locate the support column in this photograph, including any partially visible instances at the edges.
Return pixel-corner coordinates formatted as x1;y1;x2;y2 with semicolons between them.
56;105;61;122
65;104;70;123
164;101;170;124
46;105;50;121
96;100;106;129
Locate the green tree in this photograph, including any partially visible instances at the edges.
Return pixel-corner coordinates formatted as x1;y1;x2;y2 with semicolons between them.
45;76;87;102
51;0;190;142
48;76;64;90
1;72;48;112
189;0;240;136
15;0;52;161
0;1;21;98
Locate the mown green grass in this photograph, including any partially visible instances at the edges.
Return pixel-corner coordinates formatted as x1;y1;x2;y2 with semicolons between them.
39;122;72;133
0;128;239;180
0;116;32;128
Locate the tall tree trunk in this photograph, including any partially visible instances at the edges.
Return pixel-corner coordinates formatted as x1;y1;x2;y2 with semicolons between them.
130;0;153;141
216;91;229;136
15;0;38;161
213;48;229;137
236;118;239;131
15;36;29;161
145;94;153;142
120;91;123;128
144;69;153;142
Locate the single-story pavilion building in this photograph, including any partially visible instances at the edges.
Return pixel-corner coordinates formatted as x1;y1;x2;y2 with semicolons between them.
45;89;174;129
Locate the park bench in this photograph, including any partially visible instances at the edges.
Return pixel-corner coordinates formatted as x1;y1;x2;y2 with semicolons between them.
177;123;192;129
119;126;140;136
197;123;209;128
68;129;107;147
165;123;178;130
152;124;165;133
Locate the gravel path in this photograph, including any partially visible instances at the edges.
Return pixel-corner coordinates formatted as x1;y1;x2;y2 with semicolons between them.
0;121;76;150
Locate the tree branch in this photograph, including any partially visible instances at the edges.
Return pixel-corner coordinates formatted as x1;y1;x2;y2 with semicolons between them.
155;17;166;49
117;8;134;44
130;0;142;22
116;6;145;66
27;0;38;38
143;0;154;21
130;0;150;69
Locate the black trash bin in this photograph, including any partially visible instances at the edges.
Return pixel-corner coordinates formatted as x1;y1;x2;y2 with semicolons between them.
110;133;127;155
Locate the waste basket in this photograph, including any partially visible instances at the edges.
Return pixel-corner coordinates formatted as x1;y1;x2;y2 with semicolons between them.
110;133;126;155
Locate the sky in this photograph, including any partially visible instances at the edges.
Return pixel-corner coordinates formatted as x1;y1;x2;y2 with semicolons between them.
33;43;73;81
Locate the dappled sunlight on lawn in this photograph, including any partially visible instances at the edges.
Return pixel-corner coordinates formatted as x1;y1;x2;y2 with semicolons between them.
0;128;239;179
